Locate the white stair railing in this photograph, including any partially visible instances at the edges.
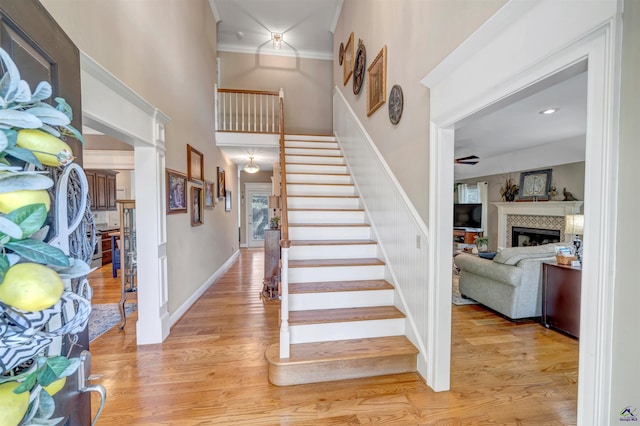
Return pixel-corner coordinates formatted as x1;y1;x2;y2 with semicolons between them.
215;85;281;133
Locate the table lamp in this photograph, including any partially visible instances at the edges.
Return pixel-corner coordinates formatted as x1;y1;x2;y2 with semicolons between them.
564;214;584;264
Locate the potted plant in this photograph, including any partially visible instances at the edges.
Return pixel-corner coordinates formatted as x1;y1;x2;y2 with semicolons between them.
474;235;489;252
500;176;519;202
270;215;280;229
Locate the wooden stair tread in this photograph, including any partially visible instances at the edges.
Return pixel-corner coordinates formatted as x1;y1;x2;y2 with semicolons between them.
289;258;384;268
288;223;369;227
286;162;345;166
289;306;405;325
286;172;350;176
288;208;364;212
285;147;340;151
290;280;394;293
290;239;375;245
265;336;417;364
287;182;354;187
287;195;359;198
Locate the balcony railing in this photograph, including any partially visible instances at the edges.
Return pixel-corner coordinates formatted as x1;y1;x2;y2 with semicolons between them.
215;86;281;133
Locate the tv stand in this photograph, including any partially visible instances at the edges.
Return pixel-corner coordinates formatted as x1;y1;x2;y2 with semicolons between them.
453;228;483;246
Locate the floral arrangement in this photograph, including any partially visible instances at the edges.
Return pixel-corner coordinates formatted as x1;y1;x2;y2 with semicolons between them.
0;47;91;426
499;176;519;202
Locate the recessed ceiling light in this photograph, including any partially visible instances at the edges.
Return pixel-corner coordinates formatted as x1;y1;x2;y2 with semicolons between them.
539;107;560;115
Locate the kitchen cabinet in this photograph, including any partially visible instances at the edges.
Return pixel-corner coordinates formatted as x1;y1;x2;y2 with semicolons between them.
85;169;118;211
542;262;581;338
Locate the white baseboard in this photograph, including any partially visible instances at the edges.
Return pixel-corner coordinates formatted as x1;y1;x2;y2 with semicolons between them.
169;250;240;327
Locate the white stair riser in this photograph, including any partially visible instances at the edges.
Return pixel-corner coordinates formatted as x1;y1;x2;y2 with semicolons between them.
287;197;360;210
286;164;348;174
286;174;352;184
286;155;344;165
287;184;356;197
286;135;336;142
289;210;365;224
289;265;384;282
286;148;341;156
289;226;370;240
290;289;394;311
286;141;338;149
289;244;377;260
290;318;405;344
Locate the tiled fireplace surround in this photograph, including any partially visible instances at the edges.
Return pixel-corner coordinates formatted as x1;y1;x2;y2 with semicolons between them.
493;201;584;249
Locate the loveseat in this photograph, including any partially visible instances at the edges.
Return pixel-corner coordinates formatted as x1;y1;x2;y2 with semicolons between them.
455;243;563;319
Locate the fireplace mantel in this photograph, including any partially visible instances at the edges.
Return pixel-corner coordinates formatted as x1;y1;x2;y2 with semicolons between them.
492;201;583;249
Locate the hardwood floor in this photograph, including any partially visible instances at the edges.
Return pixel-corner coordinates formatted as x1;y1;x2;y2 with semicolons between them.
87;249;578;425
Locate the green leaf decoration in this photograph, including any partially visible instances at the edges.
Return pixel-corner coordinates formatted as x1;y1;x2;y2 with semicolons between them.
54;97;72;121
0;129;7;152
14;372;37;393
36;356;70;387
3;146;43;169
5;239;70;267
26;107;71;126
0;48;21;101
58;358;80;378
60;124;85;145
55;259;91;279
0;109;42;129
14;80;32;103
31;81;52;102
0;172;53;192
0;253;9;283
38;124;61;138
5;203;47;238
35;389;56;420
0;216;23;239
29;225;50;242
5;253;18;266
4;128;18;147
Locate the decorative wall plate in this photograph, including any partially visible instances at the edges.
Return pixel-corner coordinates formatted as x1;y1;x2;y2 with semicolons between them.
339;42;344;65
353;43;366;95
388;84;403;125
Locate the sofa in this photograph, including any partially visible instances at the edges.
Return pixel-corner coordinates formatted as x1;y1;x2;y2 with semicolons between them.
455;243;563;319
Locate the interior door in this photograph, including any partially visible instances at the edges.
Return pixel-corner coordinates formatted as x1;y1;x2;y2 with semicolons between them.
246;183;272;248
0;1;89;424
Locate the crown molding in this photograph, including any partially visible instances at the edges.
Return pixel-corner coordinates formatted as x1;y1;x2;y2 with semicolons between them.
216;43;332;61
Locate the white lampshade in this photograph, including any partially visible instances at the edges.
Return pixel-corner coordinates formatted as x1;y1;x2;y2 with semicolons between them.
243;156;260;174
564;214;584;235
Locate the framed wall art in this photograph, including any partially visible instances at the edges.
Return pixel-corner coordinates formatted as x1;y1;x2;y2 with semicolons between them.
187;144;204;183
388;84;403;125
166;169;187;214
191;185;204;226
204;180;214;208
353;41;366;95
339;42;344;65
367;45;387;116
518;168;552;201
225;190;232;212
217;167;225;199
342;32;354;86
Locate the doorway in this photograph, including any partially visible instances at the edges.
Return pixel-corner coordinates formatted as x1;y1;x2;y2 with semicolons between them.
245;183;272;247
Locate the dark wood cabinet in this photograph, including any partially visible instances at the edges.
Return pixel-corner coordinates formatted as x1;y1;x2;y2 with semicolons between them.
542;262;582;338
101;233;113;264
85;169;118;211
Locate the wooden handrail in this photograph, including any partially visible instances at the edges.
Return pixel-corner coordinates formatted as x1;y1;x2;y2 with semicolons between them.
278;90;289;244
217;88;280;96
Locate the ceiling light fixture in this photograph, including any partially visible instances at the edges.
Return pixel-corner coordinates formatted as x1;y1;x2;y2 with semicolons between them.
539;107;560;115
272;33;283;49
244;156;260;174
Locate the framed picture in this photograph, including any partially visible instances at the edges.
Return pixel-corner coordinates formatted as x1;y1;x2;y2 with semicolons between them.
204;180;214;208
187;144;204;183
367;45;387;116
353;41;366;95
518;168;552;200
225;190;232;212
166;169;187;214
217;167;225;199
191;185;204;226
342;32;354;85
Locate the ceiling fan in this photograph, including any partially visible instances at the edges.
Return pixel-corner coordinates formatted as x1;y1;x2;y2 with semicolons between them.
454;155;479;165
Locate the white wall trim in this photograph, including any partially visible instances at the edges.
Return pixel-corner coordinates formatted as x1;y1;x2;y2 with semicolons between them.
216;44;333;61
422;0;621;422
169;250;240;327
329;0;344;34
83;149;134;170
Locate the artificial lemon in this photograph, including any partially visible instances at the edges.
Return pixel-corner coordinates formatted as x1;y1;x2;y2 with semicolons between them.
0;263;64;311
0;381;29;426
16;129;74;167
43;377;66;396
0;190;50;214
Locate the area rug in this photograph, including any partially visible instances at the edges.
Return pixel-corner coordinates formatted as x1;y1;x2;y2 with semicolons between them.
89;303;137;342
452;273;478;306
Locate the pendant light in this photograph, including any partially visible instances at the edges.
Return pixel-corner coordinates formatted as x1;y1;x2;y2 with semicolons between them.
244;156;260;174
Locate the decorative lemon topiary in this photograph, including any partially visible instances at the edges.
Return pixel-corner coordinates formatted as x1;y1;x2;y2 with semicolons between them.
0;190;50;214
16;129;74;167
0;263;64;311
43;377;66;396
0;381;29;426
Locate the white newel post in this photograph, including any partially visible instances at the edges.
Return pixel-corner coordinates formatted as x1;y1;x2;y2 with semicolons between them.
279;242;290;358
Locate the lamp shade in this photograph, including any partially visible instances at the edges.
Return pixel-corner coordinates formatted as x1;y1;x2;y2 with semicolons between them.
564;214;584;235
243;156;260;174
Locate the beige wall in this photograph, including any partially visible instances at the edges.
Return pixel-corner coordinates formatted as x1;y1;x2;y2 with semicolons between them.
611;0;640;418
218;51;333;135
239;170;272;245
334;0;506;222
457;162;585;251
41;0;238;315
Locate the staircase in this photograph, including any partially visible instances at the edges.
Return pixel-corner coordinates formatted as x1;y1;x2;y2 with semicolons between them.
265;135;418;386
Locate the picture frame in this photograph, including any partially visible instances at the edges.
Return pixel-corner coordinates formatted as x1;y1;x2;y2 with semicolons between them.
187;144;204;183
217;167;225;199
367;45;387;116
204;180;214;208
225;190;232;212
191;185;204;226
342;32;354;86
165;169;187;214
518;168;552;201
353;41;366;95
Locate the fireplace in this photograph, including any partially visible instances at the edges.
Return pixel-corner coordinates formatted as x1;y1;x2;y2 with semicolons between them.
512;227;561;247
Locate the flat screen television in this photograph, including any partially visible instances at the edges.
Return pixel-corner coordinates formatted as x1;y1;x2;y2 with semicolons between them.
453;203;482;229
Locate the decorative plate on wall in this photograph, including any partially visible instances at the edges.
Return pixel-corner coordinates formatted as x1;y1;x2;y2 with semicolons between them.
353;42;366;95
339;42;344;65
388;84;403;125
